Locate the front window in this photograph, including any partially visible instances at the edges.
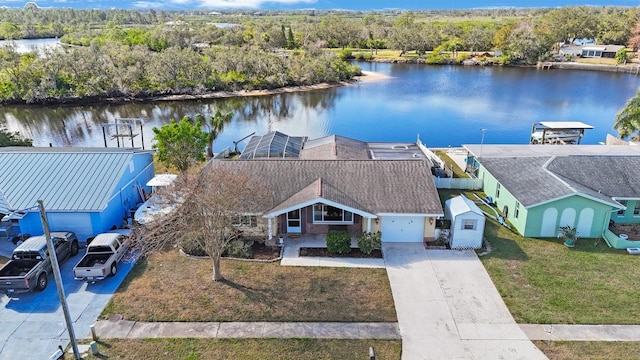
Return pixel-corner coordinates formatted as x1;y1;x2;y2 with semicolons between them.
313;204;353;223
496;183;501;198
634;202;640;216
618;201;627;216
233;215;257;227
515;202;520;219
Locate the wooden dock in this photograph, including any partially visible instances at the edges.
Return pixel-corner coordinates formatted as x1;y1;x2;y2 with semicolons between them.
538;62;554;70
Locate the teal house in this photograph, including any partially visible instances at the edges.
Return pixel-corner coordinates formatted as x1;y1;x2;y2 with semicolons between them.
463;145;640;248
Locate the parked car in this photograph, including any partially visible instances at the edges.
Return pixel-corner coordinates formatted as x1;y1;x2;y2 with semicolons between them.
0;231;79;296
73;231;131;282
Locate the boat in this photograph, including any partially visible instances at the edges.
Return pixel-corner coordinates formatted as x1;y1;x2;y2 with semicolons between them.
134;174;178;224
530;121;593;145
530;129;583;144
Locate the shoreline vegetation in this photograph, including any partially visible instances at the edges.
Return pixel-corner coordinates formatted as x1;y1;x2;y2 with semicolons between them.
1;6;638;106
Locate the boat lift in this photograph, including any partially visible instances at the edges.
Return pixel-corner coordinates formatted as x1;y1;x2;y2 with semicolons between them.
101;118;145;149
530;121;593;145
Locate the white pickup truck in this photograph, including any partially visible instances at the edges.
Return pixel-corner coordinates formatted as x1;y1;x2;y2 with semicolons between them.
73;231;131;281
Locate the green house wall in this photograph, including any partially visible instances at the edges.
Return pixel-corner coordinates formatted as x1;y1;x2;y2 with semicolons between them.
479;166;617;238
611;199;640;224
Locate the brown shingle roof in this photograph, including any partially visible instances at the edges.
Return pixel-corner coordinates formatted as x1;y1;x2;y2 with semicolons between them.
210;159;443;215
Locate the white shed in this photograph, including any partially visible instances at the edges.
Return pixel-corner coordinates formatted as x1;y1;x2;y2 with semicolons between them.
444;195;485;249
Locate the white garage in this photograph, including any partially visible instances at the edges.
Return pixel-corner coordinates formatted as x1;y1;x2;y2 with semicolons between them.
381;216;425;242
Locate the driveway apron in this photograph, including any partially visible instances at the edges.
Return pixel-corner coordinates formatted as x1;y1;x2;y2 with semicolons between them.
383;243;547;360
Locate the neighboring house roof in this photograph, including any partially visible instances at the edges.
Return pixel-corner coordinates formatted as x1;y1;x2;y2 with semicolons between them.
464;144;640;158
239;131;307;159
547;156;640;199
479;155;635;209
0;147;152;213
446;195;483;217
210;159;443;216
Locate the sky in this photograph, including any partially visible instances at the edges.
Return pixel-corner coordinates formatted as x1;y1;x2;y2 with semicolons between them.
4;0;640;10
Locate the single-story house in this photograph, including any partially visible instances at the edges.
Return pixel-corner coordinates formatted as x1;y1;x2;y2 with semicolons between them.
581;45;624;58
445;195;485;249
211;159;443;243
229;132;442;242
0;147;155;241
463;145;640;248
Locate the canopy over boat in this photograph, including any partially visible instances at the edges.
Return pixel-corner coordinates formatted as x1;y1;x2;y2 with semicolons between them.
146;173;177;187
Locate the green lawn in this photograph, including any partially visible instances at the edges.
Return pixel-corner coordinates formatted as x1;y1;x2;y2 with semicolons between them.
440;189;640;325
434;150;469;178
82;339;401;360
102;250;396;322
481;220;640;324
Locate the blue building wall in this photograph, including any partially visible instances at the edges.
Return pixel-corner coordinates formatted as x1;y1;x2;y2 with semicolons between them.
14;152;154;241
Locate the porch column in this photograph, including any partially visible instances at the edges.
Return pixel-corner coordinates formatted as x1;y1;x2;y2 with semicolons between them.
366;217;371;233
267;217;273;239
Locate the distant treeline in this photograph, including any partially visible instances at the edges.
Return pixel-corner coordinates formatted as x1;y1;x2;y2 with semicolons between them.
0;6;638;104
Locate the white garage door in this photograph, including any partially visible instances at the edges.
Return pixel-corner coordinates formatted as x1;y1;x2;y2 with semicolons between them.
381;216;425;242
46;213;94;242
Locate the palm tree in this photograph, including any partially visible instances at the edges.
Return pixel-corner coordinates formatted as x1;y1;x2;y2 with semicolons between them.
205;110;233;158
614;88;640;140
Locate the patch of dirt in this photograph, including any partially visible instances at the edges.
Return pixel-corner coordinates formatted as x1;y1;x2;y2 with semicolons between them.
299;247;383;259
609;224;640;240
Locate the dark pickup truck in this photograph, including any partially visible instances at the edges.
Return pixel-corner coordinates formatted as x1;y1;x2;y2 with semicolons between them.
0;231;78;296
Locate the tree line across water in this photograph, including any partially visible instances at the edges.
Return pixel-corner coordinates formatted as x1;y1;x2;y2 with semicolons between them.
0;7;639;104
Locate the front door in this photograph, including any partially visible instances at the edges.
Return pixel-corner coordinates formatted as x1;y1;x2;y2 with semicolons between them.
287;209;301;233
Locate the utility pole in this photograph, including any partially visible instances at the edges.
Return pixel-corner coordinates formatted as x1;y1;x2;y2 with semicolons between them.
38;200;80;360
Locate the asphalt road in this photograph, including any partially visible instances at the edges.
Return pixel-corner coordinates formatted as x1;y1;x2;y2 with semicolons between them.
0;247;136;360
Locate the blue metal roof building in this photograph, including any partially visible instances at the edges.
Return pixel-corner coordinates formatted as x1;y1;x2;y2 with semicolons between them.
0;147;155;241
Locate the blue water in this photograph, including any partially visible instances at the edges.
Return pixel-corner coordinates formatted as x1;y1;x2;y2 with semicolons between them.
1;63;638;150
8;0;639;10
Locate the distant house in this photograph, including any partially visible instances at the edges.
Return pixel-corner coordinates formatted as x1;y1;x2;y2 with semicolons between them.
0;147;154;241
444;195;485;249
222;132;443;243
581;45;624;58
463;145;640;248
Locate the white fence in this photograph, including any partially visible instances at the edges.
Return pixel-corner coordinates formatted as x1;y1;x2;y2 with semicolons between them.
432;176;482;190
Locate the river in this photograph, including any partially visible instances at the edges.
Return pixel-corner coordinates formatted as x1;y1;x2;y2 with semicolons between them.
1;62;638;151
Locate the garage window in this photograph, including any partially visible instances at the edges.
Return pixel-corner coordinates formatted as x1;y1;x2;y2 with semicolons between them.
462;219;477;230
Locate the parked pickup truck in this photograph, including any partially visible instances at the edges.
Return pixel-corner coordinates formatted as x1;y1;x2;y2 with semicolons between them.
0;232;79;296
73;231;131;281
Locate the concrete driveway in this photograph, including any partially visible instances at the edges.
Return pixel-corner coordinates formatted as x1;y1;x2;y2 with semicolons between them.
383;243;547;360
0;249;136;360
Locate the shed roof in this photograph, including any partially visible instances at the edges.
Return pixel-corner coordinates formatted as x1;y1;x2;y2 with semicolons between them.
209;159;443;216
445;195;483;217
0;147;152;213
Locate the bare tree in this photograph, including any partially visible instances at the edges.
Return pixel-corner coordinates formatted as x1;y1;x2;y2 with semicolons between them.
133;163;270;281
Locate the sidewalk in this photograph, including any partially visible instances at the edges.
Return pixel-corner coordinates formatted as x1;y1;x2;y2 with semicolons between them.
520;324;640;341
89;320;400;340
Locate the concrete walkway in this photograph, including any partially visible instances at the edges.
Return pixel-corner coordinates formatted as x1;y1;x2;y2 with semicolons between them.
520;324;640;341
280;235;385;268
91;320;400;339
383;243;547;360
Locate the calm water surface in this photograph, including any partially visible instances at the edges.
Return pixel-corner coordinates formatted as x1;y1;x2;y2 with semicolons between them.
1;62;638;151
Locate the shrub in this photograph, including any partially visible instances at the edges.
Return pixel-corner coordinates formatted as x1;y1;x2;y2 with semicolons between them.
456;53;471;63
326;230;351;254
356;231;381;254
224;239;253;258
338;48;354;60
180;237;206;257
